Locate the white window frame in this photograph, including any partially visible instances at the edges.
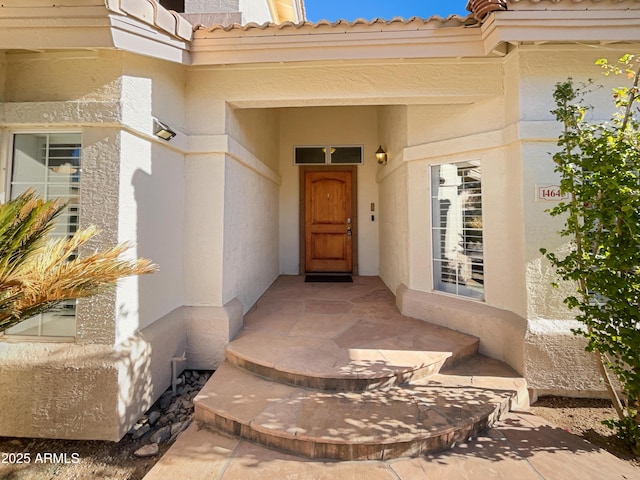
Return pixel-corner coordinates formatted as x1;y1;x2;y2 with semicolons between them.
1;130;82;341
293;145;363;165
429;160;484;301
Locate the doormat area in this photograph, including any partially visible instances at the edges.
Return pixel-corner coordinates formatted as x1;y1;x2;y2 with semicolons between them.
305;275;353;283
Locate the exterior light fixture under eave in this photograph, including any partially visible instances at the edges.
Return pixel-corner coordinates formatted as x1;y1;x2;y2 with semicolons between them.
375;145;387;166
153;119;176;141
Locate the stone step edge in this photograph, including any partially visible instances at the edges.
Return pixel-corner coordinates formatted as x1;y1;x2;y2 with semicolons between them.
225;340;479;392
193;360;518;461
194;392;513;461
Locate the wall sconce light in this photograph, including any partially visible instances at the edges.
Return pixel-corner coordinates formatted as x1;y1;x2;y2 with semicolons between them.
153;119;176;141
375;145;387;165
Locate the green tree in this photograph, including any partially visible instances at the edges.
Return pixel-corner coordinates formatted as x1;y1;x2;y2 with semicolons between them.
541;54;640;453
0;189;157;332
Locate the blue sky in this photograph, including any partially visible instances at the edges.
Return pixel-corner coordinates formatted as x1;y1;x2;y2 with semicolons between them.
304;0;470;22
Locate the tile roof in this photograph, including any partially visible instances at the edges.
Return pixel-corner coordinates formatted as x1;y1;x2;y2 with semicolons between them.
508;0;640;3
193;0;640;35
109;0;640;40
106;0;193;41
196;15;477;34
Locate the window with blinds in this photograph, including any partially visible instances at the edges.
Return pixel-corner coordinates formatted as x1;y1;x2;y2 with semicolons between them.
5;132;82;338
430;161;484;300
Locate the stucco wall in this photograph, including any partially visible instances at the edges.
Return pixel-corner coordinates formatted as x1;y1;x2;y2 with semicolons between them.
186;0;240;13
238;0;271;23
185;62;503;110
278;106;380;276
0;53;189;345
392;143;527;317
76;128;120;345
377;105;409;293
517;46;626;321
183;102;280;312
377;47;638;392
378;164;409;292
113;54;187;341
407;98;505;146
4;50;122;103
222;155;280;309
226;107;280;172
515;45;633;394
377;93;527;310
0;49;189;439
0;51;6;104
183;153;225;306
0;307;186;441
116;133;185;339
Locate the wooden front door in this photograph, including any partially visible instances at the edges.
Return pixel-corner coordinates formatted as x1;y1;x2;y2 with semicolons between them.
303;168;355;273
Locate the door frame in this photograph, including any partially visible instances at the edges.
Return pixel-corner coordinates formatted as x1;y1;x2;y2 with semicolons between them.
299;165;358;275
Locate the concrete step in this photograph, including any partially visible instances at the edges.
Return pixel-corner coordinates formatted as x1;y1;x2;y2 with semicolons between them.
194;355;526;461
225;317;479;391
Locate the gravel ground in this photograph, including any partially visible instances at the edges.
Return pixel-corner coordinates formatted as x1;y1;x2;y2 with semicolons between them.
0;394;638;479
0;369;212;480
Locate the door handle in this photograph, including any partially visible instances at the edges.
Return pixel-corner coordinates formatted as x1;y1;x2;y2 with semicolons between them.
346;218;352;236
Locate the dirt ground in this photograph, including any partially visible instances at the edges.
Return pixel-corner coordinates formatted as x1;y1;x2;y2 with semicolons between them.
530;396;640;469
0;396;638;479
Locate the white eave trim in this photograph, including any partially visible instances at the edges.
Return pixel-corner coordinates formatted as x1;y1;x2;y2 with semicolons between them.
190;27;487;66
481;9;640;53
0;10;191;64
108;14;191;63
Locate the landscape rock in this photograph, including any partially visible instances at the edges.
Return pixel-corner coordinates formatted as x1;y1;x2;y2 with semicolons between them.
158;413;174;426
149;425;171;444
166;401;179;414
132;424;150;439
129;368;212;455
159;394;173;410
170;422;184;436
148;411;161;426
134;443;159;457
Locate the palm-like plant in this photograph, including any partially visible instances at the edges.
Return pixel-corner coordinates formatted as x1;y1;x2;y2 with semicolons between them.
0;189;157;332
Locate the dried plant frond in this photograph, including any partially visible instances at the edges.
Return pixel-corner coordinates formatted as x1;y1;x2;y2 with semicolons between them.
0;191;158;332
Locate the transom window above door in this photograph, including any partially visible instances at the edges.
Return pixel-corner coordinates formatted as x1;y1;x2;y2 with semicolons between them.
294;146;363;165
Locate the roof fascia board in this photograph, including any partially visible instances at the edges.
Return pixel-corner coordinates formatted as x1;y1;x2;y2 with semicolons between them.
190;28;486;66
0;11;190;64
507;0;640;11
0;5;112;18
108;14;191;63
481;10;640;53
0;16;116;49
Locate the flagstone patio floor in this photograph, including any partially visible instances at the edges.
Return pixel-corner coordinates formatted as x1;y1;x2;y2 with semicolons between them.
144;276;637;479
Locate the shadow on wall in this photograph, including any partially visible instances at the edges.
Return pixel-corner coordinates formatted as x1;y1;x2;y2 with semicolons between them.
114;304;154;437
113;145;187;436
